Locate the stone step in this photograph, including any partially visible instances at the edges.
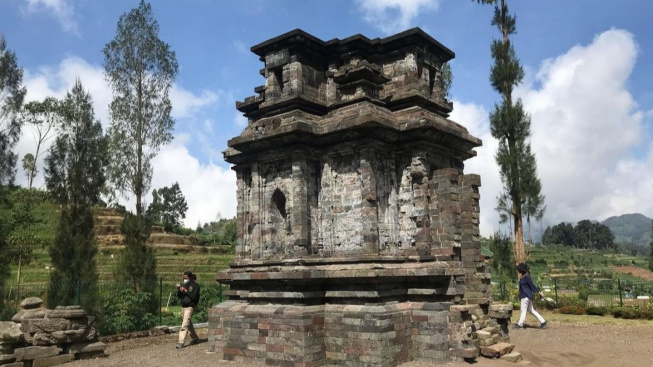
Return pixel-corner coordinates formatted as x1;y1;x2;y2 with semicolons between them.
480;342;515;358
501;352;524;363
453;347;480;359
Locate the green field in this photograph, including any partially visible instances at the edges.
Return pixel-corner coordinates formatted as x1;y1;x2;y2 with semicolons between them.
8;247;234;286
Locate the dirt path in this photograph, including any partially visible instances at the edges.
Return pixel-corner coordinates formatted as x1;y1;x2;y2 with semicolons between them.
611;265;653;281
67;321;653;367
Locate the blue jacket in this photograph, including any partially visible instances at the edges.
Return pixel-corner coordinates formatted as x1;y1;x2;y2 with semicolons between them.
519;273;539;300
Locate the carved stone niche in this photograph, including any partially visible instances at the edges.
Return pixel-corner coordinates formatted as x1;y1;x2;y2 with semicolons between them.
211;28;493;367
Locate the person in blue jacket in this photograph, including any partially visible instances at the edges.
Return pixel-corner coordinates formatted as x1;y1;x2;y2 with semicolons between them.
515;263;547;329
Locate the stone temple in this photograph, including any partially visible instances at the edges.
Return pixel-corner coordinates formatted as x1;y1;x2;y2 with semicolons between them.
209;28;512;367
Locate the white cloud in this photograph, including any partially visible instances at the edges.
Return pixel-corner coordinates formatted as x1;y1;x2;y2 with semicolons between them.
23;0;78;34
356;0;440;35
454;29;653;236
119;141;237;227
450;101;502;236
15;56;235;227
170;87;219;119
233;112;247;127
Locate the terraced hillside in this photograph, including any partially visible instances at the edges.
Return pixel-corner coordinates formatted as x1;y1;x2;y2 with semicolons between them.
94;207;200;249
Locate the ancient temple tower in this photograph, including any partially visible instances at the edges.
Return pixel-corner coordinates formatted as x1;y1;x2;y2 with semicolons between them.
210;28;508;367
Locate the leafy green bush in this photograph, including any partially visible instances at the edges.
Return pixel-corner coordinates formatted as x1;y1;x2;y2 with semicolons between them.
100;288;157;335
559;306;585;315
585;306;609;316
556;295;588;308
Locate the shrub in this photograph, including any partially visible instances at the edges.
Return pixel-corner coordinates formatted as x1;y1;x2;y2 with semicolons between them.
559;306;585;315
577;285;589;301
557;295;587;308
612;307;639;319
585;306;609;316
100;288;157;335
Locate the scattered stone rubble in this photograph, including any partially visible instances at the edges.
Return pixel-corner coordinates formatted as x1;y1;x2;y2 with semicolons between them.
1;297;106;367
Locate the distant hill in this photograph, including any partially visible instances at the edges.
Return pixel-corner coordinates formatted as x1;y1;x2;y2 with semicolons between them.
602;213;652;248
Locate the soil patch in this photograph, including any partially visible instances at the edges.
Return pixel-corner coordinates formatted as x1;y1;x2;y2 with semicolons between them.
64;320;653;367
611;265;653;281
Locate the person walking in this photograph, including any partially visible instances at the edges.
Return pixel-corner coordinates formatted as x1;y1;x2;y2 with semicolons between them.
515;263;547;329
175;271;201;349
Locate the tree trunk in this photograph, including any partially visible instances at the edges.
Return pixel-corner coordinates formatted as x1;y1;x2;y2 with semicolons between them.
17;256;22;283
526;215;533;245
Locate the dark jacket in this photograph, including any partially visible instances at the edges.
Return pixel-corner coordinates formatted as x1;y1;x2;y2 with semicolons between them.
177;280;200;308
518;273;539;300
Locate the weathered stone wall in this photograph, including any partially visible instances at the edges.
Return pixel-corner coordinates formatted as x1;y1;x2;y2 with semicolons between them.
215;28;504;367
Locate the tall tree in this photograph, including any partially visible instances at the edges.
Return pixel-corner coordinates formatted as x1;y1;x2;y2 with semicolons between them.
475;0;543;263
103;0;178;220
0;34;26;187
115;212;157;293
521;148;546;244
489;231;515;283
45;80;107;312
648;220;653;272
6;188;49;283
19;97;61;188
146;182;188;229
0;34;25;314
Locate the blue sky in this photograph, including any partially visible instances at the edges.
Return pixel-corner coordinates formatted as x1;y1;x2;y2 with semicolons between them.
2;0;652;235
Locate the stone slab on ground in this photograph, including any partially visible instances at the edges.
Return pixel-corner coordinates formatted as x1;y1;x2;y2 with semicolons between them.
502;352;524;363
1;362;24;367
14;346;60;361
64;341;106;354
480;342;515;358
31;353;74;367
0;353;16;363
453;347;479;359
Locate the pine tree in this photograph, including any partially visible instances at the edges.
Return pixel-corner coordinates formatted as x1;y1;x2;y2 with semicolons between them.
521;146;546;245
1;35;26;312
475;0;543;263
45;80;107;313
648;220;653;272
0;34;26;186
115;212;157;293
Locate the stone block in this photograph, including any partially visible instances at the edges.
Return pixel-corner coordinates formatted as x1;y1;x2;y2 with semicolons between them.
21;318;89;334
1;362;24;367
0;353;16;363
20;298;44;310
47;306;87;319
453;347;479;359
14;346;60;361
12;308;47;323
480;343;514;358
474;330;492;340
501;352;523;363
0;322;23;344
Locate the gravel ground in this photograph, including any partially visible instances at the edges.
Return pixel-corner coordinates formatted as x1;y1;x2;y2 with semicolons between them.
66;320;653;367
